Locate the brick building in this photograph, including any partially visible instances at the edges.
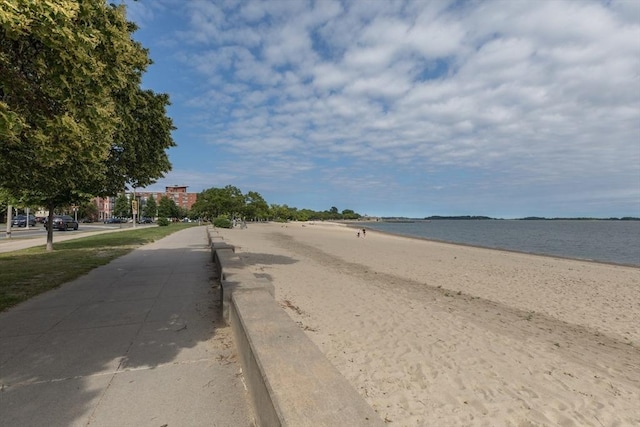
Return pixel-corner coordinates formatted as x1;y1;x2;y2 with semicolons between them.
95;186;198;220
136;185;198;214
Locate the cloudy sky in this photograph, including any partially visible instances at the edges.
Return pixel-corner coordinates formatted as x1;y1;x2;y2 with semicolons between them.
122;0;640;218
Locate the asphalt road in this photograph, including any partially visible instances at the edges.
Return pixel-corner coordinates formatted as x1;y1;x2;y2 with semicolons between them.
1;222;146;240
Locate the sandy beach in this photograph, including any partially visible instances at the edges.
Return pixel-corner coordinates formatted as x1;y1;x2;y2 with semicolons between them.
214;221;640;426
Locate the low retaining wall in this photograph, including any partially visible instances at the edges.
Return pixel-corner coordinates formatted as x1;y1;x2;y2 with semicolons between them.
207;226;384;427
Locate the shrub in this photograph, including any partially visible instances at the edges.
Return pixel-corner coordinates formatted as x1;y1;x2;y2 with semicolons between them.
157;217;170;226
213;216;232;228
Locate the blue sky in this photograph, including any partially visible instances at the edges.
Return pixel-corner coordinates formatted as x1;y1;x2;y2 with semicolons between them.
122;0;640;218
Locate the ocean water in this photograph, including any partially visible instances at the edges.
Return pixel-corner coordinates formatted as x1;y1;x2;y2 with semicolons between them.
358;220;640;266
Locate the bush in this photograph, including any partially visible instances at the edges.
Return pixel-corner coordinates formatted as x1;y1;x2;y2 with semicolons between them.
157;217;170;226
213;217;232;228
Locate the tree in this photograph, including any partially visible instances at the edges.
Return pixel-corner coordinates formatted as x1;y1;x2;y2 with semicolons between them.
113;193;130;218
192;185;245;219
298;208;318;221
157;195;178;219
342;209;361;220
143;194;157;218
270;204;298;221
78;200;98;222
223;185;245;217
101;89;175;195
191;189;222;219
243;191;269;220
0;188;10;222
0;1;174;250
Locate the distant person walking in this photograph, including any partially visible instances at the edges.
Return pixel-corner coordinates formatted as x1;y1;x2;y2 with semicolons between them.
362;228;366;237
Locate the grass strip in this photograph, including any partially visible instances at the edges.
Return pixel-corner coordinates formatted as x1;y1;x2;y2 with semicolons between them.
0;223;197;312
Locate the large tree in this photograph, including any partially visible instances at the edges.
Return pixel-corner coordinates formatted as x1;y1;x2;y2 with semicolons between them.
0;1;175;250
243;191;269;220
192;185;245;219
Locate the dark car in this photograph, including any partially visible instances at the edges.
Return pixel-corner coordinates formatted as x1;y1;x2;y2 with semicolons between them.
11;214;37;227
104;217;123;224
138;217;154;224
45;215;79;231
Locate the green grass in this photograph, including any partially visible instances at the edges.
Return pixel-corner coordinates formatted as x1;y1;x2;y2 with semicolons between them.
0;223;197;312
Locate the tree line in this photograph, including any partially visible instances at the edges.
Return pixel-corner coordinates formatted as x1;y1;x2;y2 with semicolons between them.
111;192;182;220
0;1;175;250
146;185;362;222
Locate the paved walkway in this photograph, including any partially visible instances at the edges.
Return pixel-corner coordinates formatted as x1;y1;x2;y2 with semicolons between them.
0;226;254;426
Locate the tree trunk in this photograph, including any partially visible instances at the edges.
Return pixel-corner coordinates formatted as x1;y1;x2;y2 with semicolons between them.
46;205;54;252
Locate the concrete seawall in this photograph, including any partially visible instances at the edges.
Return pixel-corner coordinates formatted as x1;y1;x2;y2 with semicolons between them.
207;227;384;427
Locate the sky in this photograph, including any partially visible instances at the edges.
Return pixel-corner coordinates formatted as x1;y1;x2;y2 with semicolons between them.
121;0;640;218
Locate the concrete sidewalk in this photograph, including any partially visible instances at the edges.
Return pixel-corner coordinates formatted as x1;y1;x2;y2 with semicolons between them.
0;226;254;426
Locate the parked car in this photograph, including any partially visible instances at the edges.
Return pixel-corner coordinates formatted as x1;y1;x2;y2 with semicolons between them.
138;217;154;224
11;214;37;227
104;217;123;224
44;215;78;231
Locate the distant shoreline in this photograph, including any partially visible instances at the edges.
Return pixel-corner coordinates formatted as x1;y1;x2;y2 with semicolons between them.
376;216;640;221
344;220;640;268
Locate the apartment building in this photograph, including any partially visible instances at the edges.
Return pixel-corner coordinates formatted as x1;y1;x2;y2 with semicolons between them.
95;186;198;220
136;185;198;213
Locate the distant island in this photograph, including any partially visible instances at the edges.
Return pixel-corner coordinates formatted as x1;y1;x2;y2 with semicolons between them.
515;216;640;221
378;216;640;221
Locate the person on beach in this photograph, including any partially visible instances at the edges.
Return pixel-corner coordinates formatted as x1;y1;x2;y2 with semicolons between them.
357;231;360;238
362;228;366;237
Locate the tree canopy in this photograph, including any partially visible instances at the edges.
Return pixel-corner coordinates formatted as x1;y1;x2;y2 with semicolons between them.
142;194;157;219
191;185;361;222
113;193;130;219
157;195;179;219
191;185;245;219
0;0;175;249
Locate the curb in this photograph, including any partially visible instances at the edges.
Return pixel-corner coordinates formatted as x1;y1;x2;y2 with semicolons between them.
207;226;384;427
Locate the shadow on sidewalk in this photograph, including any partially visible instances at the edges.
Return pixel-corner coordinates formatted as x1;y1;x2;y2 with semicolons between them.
0;239;246;426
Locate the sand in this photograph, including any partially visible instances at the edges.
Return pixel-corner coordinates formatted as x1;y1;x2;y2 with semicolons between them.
214;221;640;426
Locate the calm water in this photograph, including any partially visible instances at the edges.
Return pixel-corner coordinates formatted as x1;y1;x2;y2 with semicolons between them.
357;220;640;266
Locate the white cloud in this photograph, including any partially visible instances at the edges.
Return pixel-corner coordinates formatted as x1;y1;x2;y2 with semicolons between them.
130;0;640;216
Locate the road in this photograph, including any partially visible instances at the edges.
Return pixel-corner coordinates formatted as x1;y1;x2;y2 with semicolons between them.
0;222;156;253
1;222;146;240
